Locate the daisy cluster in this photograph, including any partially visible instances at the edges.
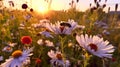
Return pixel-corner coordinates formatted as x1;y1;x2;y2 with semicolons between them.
0;18;115;67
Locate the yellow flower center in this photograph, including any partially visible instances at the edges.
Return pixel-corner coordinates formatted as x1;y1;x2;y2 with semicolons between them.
56;54;62;60
12;50;23;58
88;43;98;51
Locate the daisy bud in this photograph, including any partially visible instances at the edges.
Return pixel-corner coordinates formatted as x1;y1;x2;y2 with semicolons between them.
72;0;74;4
76;0;79;3
99;0;101;2
90;3;92;7
92;7;97;10
96;2;100;8
105;0;107;2
30;8;33;12
22;4;28;9
103;4;106;8
108;7;110;12
69;3;71;5
115;3;118;11
94;0;97;3
8;1;14;7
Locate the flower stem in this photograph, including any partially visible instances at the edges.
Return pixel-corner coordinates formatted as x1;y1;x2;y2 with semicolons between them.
102;59;106;67
59;35;66;61
83;52;90;67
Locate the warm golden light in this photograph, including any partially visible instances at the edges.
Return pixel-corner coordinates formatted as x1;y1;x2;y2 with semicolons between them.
37;6;48;13
32;0;48;14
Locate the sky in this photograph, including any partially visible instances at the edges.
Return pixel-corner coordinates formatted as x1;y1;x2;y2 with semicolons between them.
3;0;120;12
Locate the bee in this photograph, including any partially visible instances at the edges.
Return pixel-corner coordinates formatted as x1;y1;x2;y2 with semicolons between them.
60;22;71;27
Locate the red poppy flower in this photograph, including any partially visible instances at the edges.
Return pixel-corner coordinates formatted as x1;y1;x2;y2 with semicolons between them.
111;58;116;62
35;58;41;64
21;36;32;44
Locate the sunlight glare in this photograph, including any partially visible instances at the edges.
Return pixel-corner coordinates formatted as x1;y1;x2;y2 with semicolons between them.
32;0;48;14
37;6;48;14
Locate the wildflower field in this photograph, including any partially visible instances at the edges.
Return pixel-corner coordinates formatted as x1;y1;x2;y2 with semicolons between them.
0;0;120;67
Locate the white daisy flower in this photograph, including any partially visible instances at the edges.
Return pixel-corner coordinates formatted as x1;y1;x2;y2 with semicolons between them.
76;34;114;58
2;46;13;52
0;47;33;67
45;20;78;35
48;50;70;67
37;39;54;47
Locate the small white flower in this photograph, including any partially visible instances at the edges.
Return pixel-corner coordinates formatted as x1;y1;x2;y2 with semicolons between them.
45;40;54;47
37;39;54;47
37;39;44;45
8;42;17;47
48;50;70;67
0;47;33;67
76;34;115;58
2;46;13;52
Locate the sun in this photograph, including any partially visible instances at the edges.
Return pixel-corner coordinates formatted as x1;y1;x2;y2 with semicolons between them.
31;0;48;14
37;6;48;14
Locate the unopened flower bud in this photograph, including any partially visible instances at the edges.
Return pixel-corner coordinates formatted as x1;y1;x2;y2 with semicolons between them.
115;4;118;11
